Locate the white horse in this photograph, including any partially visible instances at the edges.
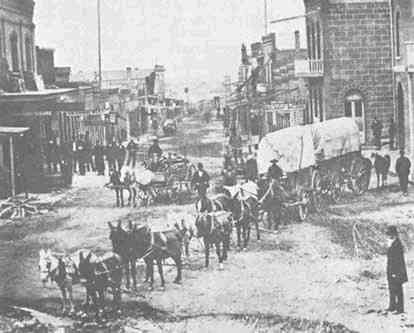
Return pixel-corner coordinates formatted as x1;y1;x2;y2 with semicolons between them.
38;248;95;314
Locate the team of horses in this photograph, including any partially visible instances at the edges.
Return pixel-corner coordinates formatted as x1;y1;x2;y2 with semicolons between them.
38;180;272;317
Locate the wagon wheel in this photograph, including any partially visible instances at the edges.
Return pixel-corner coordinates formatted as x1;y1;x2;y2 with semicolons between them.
329;174;342;203
352;170;371;195
311;169;322;193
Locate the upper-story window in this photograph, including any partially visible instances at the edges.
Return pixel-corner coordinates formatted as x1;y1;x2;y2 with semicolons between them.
307;20;322;60
396;11;401;57
25;36;33;71
10;32;19;72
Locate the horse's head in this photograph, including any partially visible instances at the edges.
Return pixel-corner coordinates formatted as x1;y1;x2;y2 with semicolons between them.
78;251;94;285
38;249;59;286
108;221;129;255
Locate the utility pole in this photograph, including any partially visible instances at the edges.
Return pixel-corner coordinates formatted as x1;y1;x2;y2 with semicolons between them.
264;0;268;34
97;0;102;90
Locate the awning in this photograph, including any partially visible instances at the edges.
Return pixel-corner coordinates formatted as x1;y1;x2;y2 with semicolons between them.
0;127;30;135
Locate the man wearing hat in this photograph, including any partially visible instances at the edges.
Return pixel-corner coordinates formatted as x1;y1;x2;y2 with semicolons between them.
267;158;283;181
191;163;210;198
396;149;411;196
386;225;408;314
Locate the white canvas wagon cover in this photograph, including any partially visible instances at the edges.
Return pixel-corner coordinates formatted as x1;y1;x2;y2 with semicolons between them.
257;117;361;174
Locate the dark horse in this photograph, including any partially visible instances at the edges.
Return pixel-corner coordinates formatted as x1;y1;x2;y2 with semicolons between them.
108;221;139;290
78;251;123;314
231;192;260;249
371;153;391;188
130;223;183;290
195;211;232;268
195;193;233;213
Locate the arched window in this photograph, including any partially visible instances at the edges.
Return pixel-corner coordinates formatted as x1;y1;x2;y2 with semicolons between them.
25;36;32;71
10;32;19;72
345;91;365;142
396;11;401;57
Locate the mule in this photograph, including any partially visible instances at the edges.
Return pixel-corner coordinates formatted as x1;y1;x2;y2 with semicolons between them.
108;221;138;290
38;248;93;314
130;224;183;290
195;193;233;213
371;153;391;188
78;251;123;313
231;194;260;249
195;211;232;268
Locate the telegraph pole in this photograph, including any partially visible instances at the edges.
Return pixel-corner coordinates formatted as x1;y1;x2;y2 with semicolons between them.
97;0;102;90
264;0;268;34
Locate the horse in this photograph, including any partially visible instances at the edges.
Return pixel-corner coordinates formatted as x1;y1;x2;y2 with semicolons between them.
231;190;260;249
195;193;233;214
195;211;232;268
108;221;138;290
129;223;183;290
78;251;123;314
258;179;289;230
38;248;93;314
371;153;391;188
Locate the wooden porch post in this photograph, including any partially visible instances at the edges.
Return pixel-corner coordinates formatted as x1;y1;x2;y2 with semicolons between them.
9;135;15;197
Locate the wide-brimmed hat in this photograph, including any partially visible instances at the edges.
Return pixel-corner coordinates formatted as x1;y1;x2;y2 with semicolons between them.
270;158;279;163
386;225;398;237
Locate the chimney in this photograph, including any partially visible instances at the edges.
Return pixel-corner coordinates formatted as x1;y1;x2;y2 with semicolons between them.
295;30;300;51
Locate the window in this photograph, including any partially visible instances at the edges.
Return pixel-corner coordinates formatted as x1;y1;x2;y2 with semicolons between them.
396;11;401;57
25;37;32;71
10;32;18;72
316;23;321;60
345;92;365;142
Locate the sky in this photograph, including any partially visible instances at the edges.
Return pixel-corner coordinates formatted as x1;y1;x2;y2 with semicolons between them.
34;0;305;95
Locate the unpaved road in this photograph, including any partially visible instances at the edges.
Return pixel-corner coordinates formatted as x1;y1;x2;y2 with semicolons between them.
0;116;414;332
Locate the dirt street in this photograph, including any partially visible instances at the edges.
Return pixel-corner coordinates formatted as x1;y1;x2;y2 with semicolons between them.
0;116;414;332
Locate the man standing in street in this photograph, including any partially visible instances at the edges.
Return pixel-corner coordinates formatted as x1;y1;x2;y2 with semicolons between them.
396;149;411;196
191;163;210;198
126;139;138;167
105;168;124;207
389;118;396;151
385;226;408;314
372;117;383;150
116;143;126;172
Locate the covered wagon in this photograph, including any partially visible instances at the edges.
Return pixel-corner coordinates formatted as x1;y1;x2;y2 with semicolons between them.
257;117;371;220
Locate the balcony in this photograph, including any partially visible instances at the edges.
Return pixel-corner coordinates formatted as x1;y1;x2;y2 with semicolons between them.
294;59;324;77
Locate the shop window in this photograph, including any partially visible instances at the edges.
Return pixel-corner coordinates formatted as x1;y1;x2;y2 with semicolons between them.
10;32;19;72
25;36;32;71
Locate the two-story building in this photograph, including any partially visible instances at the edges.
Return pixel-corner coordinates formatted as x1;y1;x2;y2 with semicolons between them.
392;0;414;154
297;0;394;145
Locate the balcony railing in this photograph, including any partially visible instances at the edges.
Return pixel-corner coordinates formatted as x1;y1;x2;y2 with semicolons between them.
294;59;324;77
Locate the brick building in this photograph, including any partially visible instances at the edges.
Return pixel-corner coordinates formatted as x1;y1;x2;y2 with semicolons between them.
392;0;414;153
297;0;394;144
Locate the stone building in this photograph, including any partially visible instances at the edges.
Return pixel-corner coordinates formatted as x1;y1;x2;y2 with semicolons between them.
297;0;394;144
392;0;414;152
230;31;308;151
0;0;37;91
